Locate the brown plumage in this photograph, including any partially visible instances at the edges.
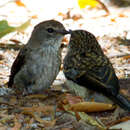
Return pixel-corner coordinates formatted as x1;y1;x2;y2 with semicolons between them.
63;30;130;111
8;20;70;95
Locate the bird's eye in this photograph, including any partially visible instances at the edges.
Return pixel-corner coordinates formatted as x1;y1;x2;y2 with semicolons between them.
47;28;54;33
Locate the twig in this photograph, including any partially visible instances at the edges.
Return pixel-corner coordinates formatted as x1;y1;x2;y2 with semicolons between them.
97;0;110;15
108;53;130;59
0;43;23;50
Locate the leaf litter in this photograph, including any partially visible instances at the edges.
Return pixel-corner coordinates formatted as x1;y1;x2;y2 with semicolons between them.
0;0;130;129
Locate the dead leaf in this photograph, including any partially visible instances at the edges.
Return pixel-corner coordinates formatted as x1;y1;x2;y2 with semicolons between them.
31;15;38;19
111;18;116;22
123;55;130;60
106;116;130;128
58;93;83;108
15;0;26;7
25;94;48;100
118;14;127;18
21;105;54;115
11;114;22;130
78;112;105;130
70;102;116;112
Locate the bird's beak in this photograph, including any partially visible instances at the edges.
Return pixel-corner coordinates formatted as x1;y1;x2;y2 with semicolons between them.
68;29;72;34
56;29;71;35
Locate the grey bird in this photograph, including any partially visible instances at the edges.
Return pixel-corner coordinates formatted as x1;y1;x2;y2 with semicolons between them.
8;20;70;95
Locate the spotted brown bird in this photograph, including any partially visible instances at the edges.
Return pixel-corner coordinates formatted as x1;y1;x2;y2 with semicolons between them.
63;30;130;111
8;20;70;95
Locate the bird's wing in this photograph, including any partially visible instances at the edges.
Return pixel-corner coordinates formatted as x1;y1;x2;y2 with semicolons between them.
8;47;28;87
74;63;119;95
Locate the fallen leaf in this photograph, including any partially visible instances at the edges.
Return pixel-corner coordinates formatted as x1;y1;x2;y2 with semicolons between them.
118;13;127;18
78;112;105;130
123;55;130;60
25;94;48;100
16;19;31;33
0;20;15;38
106;116;130;127
15;0;25;7
111;18;116;22
70;102;116;112
11;114;22;130
0;20;31;38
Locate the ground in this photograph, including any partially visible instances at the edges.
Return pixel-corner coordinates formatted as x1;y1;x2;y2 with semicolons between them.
0;0;130;129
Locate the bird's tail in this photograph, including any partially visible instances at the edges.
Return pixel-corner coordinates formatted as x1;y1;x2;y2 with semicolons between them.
111;93;130;111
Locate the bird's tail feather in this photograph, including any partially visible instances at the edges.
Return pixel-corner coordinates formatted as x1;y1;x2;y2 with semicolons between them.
111;94;130;111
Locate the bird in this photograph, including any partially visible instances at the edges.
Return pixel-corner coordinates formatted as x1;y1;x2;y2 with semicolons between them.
8;20;70;95
63;30;130;111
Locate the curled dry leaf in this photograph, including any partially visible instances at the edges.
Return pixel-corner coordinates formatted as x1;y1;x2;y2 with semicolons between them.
70;102;116;112
58;93;83;107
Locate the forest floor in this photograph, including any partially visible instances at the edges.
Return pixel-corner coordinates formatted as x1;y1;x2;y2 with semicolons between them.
0;0;130;129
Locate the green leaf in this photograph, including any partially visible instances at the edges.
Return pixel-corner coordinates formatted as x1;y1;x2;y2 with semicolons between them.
0;19;31;38
0;20;15;38
63;105;105;130
78;112;105;130
16;19;31;32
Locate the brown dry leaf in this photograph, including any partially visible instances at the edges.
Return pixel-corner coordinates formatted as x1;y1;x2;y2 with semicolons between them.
58;93;83;111
15;0;26;7
36;118;56;127
0;115;14;125
0;123;7;130
25;94;48;100
25;118;34;129
11;115;22;130
31;15;38;19
75;111;81;121
21;105;54;115
111;18;116;22
58;93;83;107
123;55;130;60
106;116;130;128
22;110;56;127
72;14;83;21
70;102;116;112
22;111;44;124
61;128;72;130
9;96;17;106
10;39;21;44
64;93;83;105
118;13;127;18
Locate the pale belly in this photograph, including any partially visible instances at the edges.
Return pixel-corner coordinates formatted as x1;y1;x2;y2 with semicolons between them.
14;48;61;94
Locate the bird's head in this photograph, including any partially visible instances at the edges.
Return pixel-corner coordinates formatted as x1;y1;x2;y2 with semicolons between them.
68;30;98;51
28;20;70;48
